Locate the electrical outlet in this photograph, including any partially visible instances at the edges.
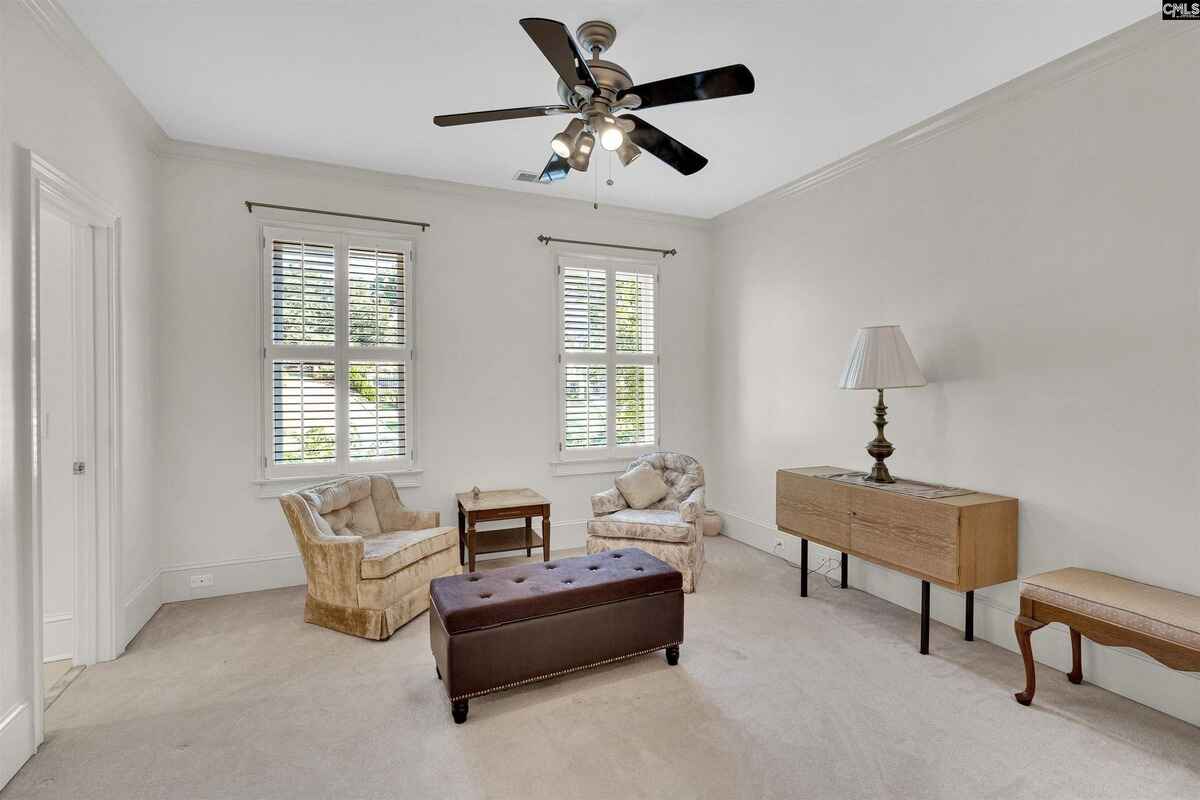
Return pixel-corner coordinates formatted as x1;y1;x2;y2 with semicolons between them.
189;573;214;588
772;535;788;559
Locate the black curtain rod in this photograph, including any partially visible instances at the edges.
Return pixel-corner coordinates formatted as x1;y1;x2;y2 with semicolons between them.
245;201;429;231
537;234;676;258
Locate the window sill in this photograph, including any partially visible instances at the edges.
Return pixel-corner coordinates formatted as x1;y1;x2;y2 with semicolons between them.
254;468;424;498
549;457;633;477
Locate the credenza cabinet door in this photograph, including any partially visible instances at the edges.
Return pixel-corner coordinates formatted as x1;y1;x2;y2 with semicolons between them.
776;473;850;549
850;489;959;585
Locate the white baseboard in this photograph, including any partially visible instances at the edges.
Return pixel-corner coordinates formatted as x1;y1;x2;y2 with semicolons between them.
717;508;1200;729
162;552;305;603
160;519;591;603
41;613;73;663
0;703;33;791
122;569;163;647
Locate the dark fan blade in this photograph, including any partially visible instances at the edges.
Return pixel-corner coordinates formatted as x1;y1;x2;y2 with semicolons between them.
433;105;571;127
538;153;570;183
519;18;598;93
619;64;754;110
623;115;708;176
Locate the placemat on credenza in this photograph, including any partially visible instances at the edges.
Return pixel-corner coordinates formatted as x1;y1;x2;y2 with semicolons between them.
824;472;974;499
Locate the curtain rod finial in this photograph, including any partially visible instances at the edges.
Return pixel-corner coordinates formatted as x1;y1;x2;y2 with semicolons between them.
245;201;253;213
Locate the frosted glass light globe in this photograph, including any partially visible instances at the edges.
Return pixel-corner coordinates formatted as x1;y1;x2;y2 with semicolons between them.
600;126;624;151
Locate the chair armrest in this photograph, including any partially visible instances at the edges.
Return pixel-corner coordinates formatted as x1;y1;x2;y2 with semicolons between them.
379;508;440;531
297;534;364;607
591;487;628;517
679;487;705;523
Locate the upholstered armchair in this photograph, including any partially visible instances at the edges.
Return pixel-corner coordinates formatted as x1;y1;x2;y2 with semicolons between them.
279;475;460;640
587;452;706;592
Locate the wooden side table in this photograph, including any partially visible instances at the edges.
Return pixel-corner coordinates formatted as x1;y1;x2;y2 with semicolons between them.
455;488;551;573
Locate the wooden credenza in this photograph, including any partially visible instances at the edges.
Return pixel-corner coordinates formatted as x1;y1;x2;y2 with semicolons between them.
777;466;1018;654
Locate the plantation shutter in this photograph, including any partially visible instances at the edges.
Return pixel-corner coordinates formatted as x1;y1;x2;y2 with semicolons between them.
614;270;656;447
561;264;609;451
272;361;337;463
558;256;658;458
262;226;414;478
272;239;336;345
349;246;405;347
346;243;409;463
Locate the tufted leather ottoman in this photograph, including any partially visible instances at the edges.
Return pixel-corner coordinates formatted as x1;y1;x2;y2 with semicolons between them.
429;548;684;723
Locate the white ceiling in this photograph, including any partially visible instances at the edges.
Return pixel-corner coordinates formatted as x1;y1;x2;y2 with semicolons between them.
60;1;1148;218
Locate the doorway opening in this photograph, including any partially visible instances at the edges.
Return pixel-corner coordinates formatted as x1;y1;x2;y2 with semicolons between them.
27;152;123;737
37;202;95;707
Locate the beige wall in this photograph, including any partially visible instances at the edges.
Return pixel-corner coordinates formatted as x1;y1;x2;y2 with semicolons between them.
708;23;1200;723
156;144;713;597
0;0;164;780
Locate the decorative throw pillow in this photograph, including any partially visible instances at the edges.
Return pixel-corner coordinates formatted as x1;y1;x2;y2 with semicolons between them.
614;463;670;509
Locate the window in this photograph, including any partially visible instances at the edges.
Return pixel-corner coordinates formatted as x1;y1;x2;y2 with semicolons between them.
558;255;659;459
261;225;414;479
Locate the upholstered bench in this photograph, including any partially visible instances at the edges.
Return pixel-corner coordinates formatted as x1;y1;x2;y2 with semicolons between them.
429;548;684;723
1014;568;1200;705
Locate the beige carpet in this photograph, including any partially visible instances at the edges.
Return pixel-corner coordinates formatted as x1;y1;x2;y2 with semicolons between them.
4;537;1198;799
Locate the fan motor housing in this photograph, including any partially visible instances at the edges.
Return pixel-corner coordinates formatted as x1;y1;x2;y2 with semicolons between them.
558;59;632;109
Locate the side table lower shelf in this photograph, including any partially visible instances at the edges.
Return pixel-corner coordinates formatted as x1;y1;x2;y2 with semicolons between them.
472;528;544;557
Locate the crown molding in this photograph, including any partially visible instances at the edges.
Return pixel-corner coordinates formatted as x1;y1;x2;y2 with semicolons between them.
714;15;1195;227
17;0;170;151
157;139;711;230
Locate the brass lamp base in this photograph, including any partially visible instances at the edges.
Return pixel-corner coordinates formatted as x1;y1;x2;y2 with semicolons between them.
864;388;896;484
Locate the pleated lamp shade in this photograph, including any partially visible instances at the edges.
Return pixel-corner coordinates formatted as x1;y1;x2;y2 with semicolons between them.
838;325;926;390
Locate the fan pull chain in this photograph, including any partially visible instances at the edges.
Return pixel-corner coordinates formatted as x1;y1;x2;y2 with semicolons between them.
593;158;599;210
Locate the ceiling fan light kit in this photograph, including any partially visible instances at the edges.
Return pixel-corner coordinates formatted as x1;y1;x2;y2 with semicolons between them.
432;17;755;185
597;116;624;151
551;117;585;158
568;130;595;171
617;139;641;166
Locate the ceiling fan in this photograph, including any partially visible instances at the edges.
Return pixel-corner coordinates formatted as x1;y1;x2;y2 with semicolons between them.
433;18;755;182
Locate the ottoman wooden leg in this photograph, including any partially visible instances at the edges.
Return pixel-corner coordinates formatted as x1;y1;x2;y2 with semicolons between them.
452;699;469;724
1014;615;1045;706
666;644;680;665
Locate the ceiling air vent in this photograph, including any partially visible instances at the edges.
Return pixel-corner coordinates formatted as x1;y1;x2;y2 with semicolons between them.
513;170;544;184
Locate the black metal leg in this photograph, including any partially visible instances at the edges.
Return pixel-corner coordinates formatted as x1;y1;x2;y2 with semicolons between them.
920;580;930;655
965;591;974;641
800;538;808;597
840;552;848;588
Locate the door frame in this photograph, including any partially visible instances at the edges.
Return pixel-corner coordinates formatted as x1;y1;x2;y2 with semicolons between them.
22;150;123;746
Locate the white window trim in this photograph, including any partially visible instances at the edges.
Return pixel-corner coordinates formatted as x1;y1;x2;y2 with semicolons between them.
257;222;418;485
253;469;424;499
554;252;661;470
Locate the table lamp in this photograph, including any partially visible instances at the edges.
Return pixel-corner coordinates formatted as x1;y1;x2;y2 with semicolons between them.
838;325;926;483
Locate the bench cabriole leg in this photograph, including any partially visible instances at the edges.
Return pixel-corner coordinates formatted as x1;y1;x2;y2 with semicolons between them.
1068;627;1083;685
1014;615;1045;706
